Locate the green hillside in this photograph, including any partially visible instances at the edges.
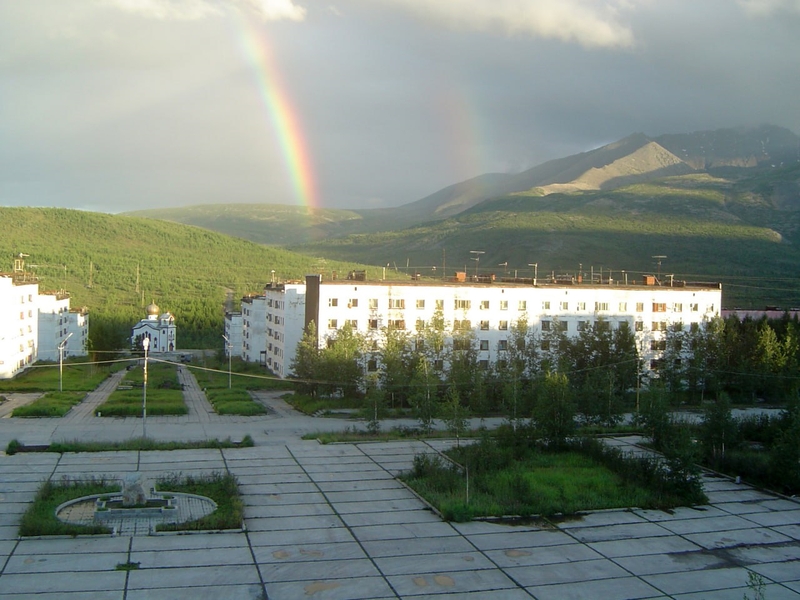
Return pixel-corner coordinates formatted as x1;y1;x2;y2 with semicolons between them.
293;169;800;309
1;208;385;350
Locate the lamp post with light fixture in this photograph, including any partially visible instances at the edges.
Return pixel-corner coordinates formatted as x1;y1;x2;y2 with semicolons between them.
58;333;73;392
222;334;232;389
142;336;149;438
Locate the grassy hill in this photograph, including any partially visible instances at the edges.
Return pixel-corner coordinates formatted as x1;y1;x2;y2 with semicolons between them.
0;207;386;349
293;168;800;309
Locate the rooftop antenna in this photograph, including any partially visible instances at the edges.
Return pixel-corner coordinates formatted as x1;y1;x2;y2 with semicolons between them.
498;261;508;276
469;250;484;279
652;255;667;283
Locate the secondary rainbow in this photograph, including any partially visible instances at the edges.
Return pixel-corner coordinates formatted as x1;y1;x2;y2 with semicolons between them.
234;14;318;210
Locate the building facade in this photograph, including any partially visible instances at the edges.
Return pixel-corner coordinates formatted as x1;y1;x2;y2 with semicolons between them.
241;294;268;365
130;303;176;353
0;274;89;379
240;274;722;381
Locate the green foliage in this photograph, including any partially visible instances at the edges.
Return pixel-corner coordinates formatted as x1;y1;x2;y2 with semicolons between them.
205;389;266;415
0;207;382;351
19;477;118;536
699;393;739;463
99;363;187;416
0;360;123;393
11;391;86;417
442;387;470;446
155;472;243;532
533;372;575;446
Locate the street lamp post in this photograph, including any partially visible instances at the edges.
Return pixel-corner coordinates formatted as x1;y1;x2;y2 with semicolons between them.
222;334;232;389
58;333;73;392
142;336;149;439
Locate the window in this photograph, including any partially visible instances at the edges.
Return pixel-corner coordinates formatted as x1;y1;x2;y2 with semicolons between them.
415;338;425;351
690;303;699;312
541;320;551;331
367;359;378;372
19;312;24;320
389;298;405;309
346;319;358;329
327;319;338;329
560;301;569;311
636;302;644;312
673;303;683;312
595;302;609;311
453;319;471;330
368;319;379;330
541;340;551;351
653;303;667;312
500;300;508;310
518;300;527;311
349;298;359;308
479;360;489;370
577;302;586;311
388;319;406;330
480;320;490;330
650;359;664;370
416;299;425;309
499;320;508;331
455;299;471;310
707;304;715;313
619;302;627;311
542;301;550;310
558;321;569;332
416;319;426;331
652;321;667;331
434;359;444;370
369;298;378;309
328;298;338;307
435;299;444;310
498;340;508;351
453;338;471;351
480;300;490;310
577;321;588;331
479;340;489;351
635;321;644;332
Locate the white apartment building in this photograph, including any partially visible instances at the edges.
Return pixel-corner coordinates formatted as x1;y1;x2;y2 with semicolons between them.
245;274;722;380
241;294;268;365
37;294;88;362
0;274;89;379
223;310;243;359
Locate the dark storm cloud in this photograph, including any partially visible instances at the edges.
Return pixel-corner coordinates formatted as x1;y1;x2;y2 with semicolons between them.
0;0;797;212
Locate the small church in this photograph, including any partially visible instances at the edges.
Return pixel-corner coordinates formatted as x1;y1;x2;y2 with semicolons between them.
131;302;176;353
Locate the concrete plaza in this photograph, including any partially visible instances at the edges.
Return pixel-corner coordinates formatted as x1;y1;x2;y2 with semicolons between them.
0;371;799;599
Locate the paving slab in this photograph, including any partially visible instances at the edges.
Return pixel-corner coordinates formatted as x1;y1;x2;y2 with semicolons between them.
612;550;731;576
674;584;800;600
350;522;459;542
374;550;496;576
588;534;703;559
126;564;262;589
469;529;575;551
685;526;793;549
2;550;130;573
527;575;662;600
0;571;127;594
657;514;759;535
252;541;367;564
360;535;477;559
264;575;396;600
245;514;345;532
564;521;672;543
643;566;752;595
483;542;603;568
387;567;521;597
259;556;383;582
743;509;800;527
340;509;441;527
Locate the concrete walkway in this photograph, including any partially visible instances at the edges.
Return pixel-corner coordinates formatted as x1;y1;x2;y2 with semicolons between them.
0;375;799;599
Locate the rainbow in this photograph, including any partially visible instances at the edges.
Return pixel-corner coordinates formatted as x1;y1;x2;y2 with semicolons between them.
232;13;318;210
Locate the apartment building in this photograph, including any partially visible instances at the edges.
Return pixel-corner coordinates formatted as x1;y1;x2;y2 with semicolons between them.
0;274;89;379
237;274;721;380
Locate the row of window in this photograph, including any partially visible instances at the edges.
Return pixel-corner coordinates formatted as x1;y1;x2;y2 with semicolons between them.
326;298;711;313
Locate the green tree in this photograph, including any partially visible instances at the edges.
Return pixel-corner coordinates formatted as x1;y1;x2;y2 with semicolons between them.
442;386;470;447
378;327;414;408
318;321;364;398
289;321;320;396
699;392;738;463
409;358;439;433
533;371;575;447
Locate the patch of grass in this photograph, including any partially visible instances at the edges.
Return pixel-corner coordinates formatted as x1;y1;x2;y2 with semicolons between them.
99;363;187;416
19;477;118;536
303;426;482;444
11;391;86;417
205;389;266;416
8;436;253;454
401;432;707;522
287;393;363;416
156;472;243;532
0;360;125;393
19;472;245;537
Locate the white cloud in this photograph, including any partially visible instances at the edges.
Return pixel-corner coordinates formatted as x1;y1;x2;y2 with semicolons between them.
102;0;306;21
367;0;636;48
739;0;800;15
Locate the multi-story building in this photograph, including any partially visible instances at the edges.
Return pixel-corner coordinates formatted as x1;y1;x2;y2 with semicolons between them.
241;294;268;365
223;310;243;359
0;273;89;379
245;274;722;380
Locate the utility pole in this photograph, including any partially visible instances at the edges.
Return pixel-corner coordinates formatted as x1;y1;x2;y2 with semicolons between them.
142;336;149;438
528;263;538;285
58;333;73;392
222;334;232;389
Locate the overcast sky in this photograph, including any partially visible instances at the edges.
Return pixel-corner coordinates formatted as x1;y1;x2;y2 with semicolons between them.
1;0;798;213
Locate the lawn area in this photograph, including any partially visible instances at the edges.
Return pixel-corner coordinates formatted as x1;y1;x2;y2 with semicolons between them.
11;391;86;417
98;363;186;416
401;432;706;522
0;359;125;393
19;472;243;536
205;389;266;416
191;356;286;415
